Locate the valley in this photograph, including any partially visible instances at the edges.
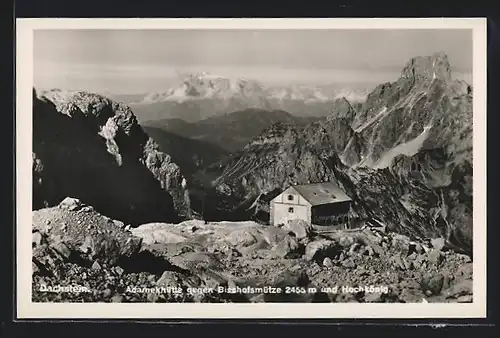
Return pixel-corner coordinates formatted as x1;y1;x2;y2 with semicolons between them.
141;108;321;153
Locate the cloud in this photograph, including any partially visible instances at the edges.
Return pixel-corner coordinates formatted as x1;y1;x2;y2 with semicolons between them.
34;58;472;95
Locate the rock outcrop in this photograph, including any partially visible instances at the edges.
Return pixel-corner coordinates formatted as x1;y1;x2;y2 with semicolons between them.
33;89;191;225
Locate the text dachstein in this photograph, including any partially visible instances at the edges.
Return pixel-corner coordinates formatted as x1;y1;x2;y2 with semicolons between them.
38;284;91;293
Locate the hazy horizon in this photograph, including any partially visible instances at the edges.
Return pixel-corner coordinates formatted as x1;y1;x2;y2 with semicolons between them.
34;29;473;95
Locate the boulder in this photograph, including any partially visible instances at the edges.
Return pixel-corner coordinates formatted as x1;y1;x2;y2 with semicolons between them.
444;280;472;298
322;230;358;248
349;243;361;255
208;241;242;257
341;259;357;269
456;263;473;279
391;234;410;255
407;252;417;261
272;235;302;259
364;292;385;303
284;219;312;239
363;246;375;257
32;243;67;277
397;288;425;303
113;266;124;276
456;254;472;263
421;273;444;296
148;241;204;258
427;249;444;266
226;228;260;247
111;294;124;303
32;231;44;246
431;237;446;251
32;207;143;265
112;220;125;228
337;235;356;248
238;240;272;257
304;239;339;262
91;260;102;271
102;289;112;298
51;240;72;260
131;223;189;245
323;257;334;268
32;262;40;275
260;226;289;247
263;268;311;302
156;270;188;289
58;197;83;211
334;292;359;303
412;254;428;270
249;294;266;303
80;206;94;213
457;295;473;303
428;274;445;295
358;228;384;246
389;256;410;271
169;252;224;272
339;251;348;261
197;269;228;290
409;241;424;255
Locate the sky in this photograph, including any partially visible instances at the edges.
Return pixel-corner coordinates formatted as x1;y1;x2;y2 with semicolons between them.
33;29;473;94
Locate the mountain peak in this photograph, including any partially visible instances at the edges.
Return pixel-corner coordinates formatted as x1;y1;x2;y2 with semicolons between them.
332;96;352;108
186;71;225;81
401;52;452;82
327;96;356;122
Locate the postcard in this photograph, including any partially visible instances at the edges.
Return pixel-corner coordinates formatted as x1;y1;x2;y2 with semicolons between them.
16;17;487;319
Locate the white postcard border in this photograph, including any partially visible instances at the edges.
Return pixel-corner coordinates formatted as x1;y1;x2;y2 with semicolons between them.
15;18;487;319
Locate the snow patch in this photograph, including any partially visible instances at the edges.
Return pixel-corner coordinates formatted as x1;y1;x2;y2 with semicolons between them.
373;125;432;169
98;118;123;166
355;106;389;133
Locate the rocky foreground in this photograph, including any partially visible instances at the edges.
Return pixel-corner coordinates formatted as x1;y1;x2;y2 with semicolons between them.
32;198;472;303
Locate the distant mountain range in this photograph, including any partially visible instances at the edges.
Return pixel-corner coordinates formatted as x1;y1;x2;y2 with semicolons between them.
110;72;371;123
141;108;322;153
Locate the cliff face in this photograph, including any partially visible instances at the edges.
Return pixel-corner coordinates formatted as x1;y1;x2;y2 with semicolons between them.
207;53;473;255
32;89;191;225
141;125;228;179
352;52;472;170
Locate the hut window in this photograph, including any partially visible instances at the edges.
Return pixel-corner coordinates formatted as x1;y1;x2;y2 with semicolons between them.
288;207;294;213
287;195;294;201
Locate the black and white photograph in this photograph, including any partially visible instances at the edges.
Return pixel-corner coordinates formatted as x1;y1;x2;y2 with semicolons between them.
16;18;487;319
